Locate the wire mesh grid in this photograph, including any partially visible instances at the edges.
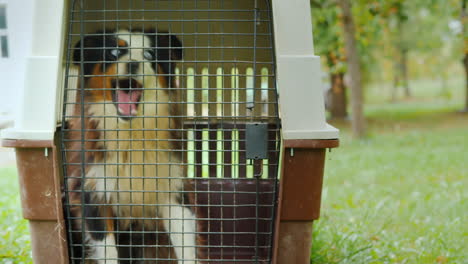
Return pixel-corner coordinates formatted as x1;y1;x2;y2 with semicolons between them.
61;0;281;263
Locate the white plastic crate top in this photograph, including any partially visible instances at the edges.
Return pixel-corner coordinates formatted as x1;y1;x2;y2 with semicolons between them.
1;0;66;141
1;0;338;141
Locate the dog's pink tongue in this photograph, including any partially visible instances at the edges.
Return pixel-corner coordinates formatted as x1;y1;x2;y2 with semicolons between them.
116;90;142;116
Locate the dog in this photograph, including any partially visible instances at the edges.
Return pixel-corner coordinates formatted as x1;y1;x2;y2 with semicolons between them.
64;29;197;264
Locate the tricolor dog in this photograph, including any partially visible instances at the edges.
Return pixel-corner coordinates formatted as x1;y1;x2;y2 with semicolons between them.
65;29;197;264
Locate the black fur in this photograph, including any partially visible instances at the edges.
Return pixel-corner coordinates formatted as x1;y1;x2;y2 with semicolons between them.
73;31;128;76
153;31;183;86
83;191;106;241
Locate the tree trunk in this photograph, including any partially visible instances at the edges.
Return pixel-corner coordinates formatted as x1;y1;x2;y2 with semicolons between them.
462;0;468;111
339;0;366;138
464;53;468;111
392;63;400;102
329;73;348;119
439;74;448;97
391;50;410;101
394;16;411;100
401;48;411;97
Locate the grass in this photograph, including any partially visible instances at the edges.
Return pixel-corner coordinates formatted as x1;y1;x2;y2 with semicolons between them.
312;100;468;261
0;167;31;264
0;79;467;263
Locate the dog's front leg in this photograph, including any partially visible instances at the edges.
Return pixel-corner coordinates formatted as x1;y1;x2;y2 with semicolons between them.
88;232;118;264
84;193;119;264
161;198;198;264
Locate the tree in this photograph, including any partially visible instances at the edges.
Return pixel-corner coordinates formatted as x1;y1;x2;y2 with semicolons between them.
462;0;468;111
392;1;411;99
311;0;380;132
368;0;412;100
311;0;380;120
339;0;366;138
311;1;348;119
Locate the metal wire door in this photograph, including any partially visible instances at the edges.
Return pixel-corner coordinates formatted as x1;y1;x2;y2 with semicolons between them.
61;0;281;263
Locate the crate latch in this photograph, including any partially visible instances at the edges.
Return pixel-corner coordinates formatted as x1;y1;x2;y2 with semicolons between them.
246;123;268;160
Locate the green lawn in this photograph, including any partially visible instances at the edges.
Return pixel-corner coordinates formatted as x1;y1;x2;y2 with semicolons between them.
312;103;468;263
0;167;31;264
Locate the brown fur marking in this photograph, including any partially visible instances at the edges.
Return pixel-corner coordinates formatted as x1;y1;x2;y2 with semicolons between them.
87;63;116;102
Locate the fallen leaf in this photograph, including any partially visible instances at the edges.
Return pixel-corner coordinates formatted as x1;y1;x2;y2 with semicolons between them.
436;256;448;264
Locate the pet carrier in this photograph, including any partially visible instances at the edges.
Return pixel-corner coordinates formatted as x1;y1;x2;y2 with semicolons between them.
1;0;338;263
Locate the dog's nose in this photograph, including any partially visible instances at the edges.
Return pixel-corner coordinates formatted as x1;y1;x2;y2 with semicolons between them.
127;61;139;75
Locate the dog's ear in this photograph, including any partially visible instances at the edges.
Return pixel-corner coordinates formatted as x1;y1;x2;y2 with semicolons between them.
156;32;183;62
169;34;183;61
73;32;119;76
73;35;102;66
150;32;183;87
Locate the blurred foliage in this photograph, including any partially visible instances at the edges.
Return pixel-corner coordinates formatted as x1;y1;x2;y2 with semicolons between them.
311;0;347;75
311;0;464;87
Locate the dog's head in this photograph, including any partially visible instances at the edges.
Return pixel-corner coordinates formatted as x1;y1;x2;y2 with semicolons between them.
73;29;182;120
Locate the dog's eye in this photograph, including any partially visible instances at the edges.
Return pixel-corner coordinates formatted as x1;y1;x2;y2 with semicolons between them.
110;49;121;59
143;50;155;60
